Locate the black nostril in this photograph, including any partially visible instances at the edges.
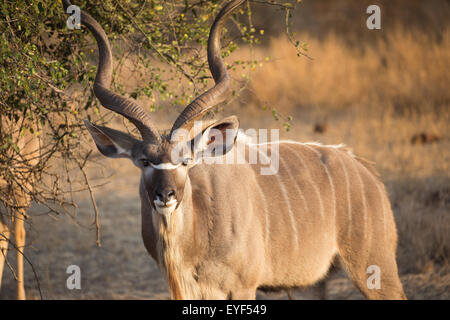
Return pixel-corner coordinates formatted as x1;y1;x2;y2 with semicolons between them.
155;189;175;203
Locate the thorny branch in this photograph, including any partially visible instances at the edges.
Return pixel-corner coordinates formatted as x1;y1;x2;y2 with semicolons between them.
72;150;102;248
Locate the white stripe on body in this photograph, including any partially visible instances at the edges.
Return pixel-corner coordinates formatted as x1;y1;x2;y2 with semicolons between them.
254;181;270;248
348;156;368;239
238;136;347;152
302;145;337;220
284;145;325;219
372;176;387;243
332;149;353;238
249;144;299;251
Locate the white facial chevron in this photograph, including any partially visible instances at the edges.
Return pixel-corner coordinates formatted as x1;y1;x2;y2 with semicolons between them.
150;162;181;170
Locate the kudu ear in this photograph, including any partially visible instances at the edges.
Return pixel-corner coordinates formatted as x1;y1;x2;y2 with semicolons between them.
194;116;239;159
84;120;139;159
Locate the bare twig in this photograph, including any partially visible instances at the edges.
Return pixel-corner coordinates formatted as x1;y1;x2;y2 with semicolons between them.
0;233;43;300
72;152;101;247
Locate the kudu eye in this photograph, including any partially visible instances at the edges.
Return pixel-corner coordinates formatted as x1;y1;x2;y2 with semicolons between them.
182;158;191;166
141;159;150;167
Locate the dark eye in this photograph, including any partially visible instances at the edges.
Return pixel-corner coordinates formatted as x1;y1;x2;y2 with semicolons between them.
182;158;191;166
141;159;150;167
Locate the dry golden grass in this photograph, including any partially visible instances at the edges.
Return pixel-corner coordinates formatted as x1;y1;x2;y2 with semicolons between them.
245;29;450;113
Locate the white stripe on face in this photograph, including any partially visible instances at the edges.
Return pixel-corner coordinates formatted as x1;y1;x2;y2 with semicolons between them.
150;162;181;170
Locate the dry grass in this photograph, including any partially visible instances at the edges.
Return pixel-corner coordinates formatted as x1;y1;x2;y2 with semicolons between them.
244;29;450;113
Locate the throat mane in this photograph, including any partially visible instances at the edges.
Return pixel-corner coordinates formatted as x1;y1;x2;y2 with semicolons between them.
153;207;200;299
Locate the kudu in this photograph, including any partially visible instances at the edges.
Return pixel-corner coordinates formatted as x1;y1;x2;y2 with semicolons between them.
0;119;39;300
63;0;406;299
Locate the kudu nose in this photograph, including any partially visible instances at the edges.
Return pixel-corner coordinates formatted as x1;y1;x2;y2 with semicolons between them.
155;188;176;204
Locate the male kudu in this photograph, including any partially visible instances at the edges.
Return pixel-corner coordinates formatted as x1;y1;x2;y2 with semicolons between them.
63;0;406;299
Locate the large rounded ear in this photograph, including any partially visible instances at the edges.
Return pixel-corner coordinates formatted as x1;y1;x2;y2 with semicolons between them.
194;116;240;159
84;120;139;159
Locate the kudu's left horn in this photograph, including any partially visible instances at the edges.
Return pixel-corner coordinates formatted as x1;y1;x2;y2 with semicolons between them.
62;0;161;144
